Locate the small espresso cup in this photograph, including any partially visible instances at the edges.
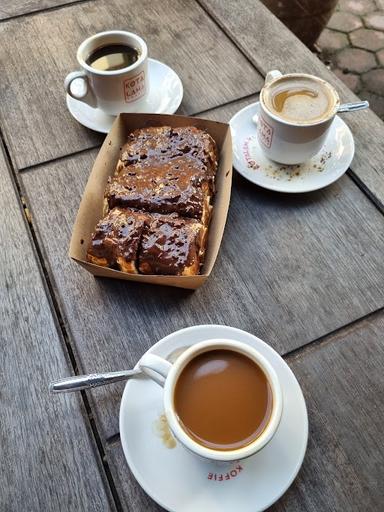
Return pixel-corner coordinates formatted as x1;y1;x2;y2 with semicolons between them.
64;31;148;115
257;70;340;164
139;339;283;462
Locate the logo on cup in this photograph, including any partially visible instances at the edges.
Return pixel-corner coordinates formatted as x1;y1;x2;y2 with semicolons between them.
258;116;273;148
124;71;145;103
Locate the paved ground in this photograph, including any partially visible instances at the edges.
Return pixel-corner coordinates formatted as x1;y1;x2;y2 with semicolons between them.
317;0;384;119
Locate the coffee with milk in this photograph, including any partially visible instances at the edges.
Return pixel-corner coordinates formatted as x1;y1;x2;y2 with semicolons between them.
263;75;337;124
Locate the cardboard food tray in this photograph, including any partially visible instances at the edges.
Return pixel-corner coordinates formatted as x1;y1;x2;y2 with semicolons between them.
69;113;232;289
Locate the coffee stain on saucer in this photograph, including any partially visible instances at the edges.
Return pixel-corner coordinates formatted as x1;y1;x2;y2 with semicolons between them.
153;414;177;449
243;135;333;180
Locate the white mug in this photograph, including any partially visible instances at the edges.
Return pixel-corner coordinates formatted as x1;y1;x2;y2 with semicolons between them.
257;70;340;164
139;339;283;462
64;31;148;115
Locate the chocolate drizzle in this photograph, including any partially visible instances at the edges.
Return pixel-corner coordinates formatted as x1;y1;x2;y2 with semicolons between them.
139;215;202;275
87;208;149;269
105;156;210;220
87;125;218;276
120;126;218;176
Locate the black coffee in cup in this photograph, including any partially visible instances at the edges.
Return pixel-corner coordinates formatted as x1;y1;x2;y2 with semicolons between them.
86;44;140;72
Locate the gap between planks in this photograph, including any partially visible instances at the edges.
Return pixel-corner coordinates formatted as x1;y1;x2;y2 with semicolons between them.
195;0;267;79
283;306;384;361
17;91;261;173
0;0;97;23
0;126;124;512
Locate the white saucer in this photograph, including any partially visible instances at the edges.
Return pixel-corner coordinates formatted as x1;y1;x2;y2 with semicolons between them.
230;102;355;193
66;58;183;133
120;325;308;512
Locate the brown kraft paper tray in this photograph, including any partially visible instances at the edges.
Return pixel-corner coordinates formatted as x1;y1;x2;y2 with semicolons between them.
69;113;232;289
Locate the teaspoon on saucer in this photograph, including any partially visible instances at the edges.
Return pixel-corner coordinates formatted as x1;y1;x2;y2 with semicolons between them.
49;346;190;394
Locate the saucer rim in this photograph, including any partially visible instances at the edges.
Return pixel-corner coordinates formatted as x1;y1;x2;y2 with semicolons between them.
230;101;355;194
119;324;308;512
66;58;183;133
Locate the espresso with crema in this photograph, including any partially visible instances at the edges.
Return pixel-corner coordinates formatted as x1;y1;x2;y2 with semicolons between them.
264;76;336;124
174;349;272;451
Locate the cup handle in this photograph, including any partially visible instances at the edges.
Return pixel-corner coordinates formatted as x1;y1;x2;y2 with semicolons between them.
252;103;260;126
265;69;283;85
64;70;98;108
139;353;172;387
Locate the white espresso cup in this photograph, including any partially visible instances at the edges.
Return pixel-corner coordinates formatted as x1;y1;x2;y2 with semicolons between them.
257;70;340;164
64;31;148;115
139;339;283;462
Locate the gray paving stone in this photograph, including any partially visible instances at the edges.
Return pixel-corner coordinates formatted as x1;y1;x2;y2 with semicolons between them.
339;0;376;15
324;0;383;119
336;47;377;72
377;48;384;65
334;68;362;92
364;11;384;30
361;68;384;93
350;27;384;50
328;11;363;32
318;29;349;53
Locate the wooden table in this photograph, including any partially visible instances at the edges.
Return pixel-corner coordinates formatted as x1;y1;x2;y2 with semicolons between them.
1;1;383;510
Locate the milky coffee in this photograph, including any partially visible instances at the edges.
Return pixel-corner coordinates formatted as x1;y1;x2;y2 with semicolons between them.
174;349;272;451
263;75;337;124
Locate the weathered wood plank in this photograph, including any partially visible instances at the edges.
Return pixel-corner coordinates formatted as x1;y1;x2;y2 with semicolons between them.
0;0;77;20
200;0;384;210
106;312;384;511
21;98;384;439
0;0;262;170
106;442;163;512
271;312;384;511
0;144;114;510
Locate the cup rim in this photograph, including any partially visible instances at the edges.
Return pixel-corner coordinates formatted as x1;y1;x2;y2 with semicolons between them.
163;338;283;462
260;72;340;127
76;30;147;76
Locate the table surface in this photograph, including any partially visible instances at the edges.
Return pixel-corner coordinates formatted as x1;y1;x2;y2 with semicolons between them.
1;1;383;510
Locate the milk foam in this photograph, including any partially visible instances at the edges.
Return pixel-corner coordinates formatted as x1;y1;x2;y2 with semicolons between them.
264;76;336;124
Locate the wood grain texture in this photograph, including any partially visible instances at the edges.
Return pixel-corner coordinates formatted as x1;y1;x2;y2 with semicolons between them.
271;312;384;511
0;145;114;511
106;443;164;512
101;313;384;511
200;0;384;211
0;0;77;20
0;0;262;170
21;103;384;439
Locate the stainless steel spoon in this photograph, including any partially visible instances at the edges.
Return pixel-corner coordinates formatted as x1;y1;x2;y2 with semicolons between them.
49;369;143;393
337;100;369;113
49;346;190;394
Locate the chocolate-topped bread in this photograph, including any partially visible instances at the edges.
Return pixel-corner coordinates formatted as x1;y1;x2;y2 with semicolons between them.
118;126;173;167
139;215;206;276
171;126;218;176
105;156;212;224
117;126;218;180
87;207;150;273
88;125;218;276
